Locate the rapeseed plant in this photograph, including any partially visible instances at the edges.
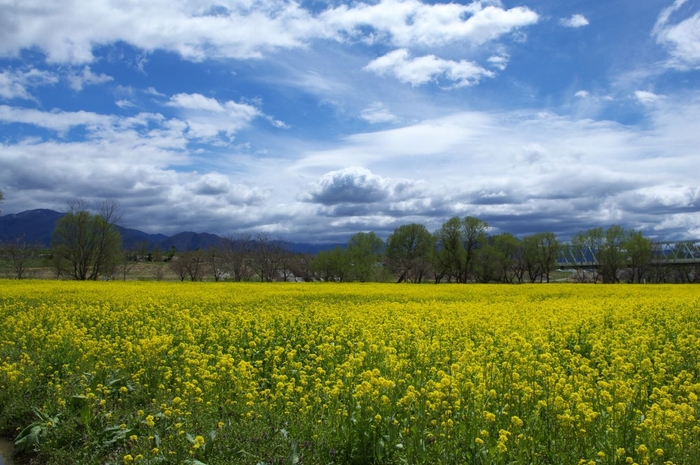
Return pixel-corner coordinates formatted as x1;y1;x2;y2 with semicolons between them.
0;281;698;464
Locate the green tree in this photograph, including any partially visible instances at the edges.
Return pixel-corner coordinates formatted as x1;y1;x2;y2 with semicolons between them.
572;225;648;284
385;223;434;283
625;230;652;283
599;225;627;283
520;235;541;283
51;200;123;280
433;216;489;283
311;246;350;282
347;231;384;282
433;217;465;282
571;227;604;283
490;232;521;283
534;232;561;283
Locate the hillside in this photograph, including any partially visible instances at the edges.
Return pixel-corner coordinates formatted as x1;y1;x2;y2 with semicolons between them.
0;209;340;253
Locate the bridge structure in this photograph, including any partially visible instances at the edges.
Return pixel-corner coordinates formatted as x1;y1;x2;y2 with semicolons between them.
556;240;700;268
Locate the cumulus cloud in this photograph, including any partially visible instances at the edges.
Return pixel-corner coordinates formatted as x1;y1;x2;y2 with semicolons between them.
365;49;494;87
0;103;279;235
0;0;538;64
560;14;589;28
302;167;421;207
290;92;700;239
187;173;271;205
360;102;397;123
304;167;393;205
0;68;58;100
653;0;700;69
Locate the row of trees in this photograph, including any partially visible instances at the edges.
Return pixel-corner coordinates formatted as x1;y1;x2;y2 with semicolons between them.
167;232;305;283
307;218;697;284
2;198;697;283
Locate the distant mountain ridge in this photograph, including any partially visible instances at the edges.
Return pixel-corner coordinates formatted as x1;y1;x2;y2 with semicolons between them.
0;209;340;254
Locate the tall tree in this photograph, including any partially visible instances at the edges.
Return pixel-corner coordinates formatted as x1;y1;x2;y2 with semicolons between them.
310;246;349;282
251;232;287;282
534;232;561;283
221;233;254;281
433;216;489;283
491;232;521;283
625;231;652;283
571;227;604;283
433;217;465;282
598;225;627;283
385;223;434;283
51;200;122;280
520;234;542;283
347;232;384;282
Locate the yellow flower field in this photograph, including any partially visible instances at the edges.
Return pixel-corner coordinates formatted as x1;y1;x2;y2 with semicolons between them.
1;281;699;464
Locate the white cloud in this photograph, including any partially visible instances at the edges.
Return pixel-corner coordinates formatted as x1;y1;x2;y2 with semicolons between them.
360;102;398;123
574;90;589;98
288;92;700;238
304;167;392;205
365;49;494;87
322;0;539;47
4;91;700;241
0;105;118;133
302;167;422;214
560;14;589;28
165;93;264;139
0;0;538;64
0;68;58;100
634;90;665;104
66;66;113;91
487;54;509;71
0;104;278;234
167;93;228;113
653;0;700;69
115;100;136;109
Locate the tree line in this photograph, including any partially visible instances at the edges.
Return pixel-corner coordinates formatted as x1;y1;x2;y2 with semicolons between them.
1;200;699;283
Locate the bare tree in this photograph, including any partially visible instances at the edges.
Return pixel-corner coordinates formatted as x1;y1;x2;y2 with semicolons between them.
221;233;254;281
169;256;188;281
2;236;39;279
207;247;228;282
171;250;206;281
119;247;138;281
251;232;287;282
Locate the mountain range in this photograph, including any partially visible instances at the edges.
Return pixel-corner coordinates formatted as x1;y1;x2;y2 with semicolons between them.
0;209;340;254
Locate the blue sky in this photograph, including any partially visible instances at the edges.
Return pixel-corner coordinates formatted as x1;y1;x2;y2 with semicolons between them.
1;0;699;242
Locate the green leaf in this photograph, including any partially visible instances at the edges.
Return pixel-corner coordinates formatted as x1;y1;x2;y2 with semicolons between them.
15;424;44;453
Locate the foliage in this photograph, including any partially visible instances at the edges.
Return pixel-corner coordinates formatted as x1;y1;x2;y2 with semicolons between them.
310;246;350;282
433;216;489;283
571;226;655;284
385;223;434;283
346;231;384;282
50;200;122;280
2;281;700;464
